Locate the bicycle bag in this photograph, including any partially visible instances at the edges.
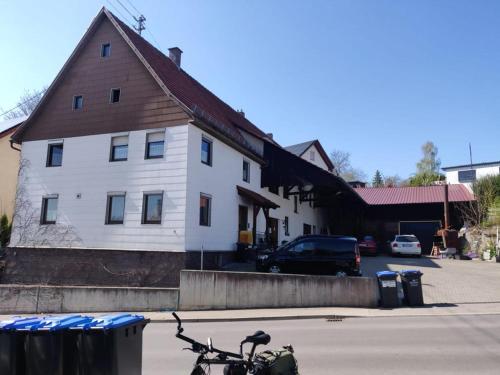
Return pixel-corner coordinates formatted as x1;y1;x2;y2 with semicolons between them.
254;346;299;375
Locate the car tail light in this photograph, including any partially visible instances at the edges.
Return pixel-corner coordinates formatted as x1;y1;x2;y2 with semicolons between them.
392;243;398;247
356;254;361;267
417;243;421;248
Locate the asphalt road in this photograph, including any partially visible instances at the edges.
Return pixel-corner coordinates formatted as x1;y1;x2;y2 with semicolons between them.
143;314;500;374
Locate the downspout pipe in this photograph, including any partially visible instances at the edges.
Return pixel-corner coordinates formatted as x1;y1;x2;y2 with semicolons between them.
443;184;450;229
10;139;21;152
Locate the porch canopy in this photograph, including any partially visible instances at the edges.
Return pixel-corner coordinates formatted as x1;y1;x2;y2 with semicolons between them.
261;142;365;208
237;185;279;246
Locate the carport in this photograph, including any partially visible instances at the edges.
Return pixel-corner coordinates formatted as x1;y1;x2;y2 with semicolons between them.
355;185;475;254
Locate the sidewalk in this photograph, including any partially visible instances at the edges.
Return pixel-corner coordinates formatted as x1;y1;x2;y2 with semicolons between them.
2;302;500;323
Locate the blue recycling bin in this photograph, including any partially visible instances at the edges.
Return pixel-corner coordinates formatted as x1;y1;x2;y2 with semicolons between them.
72;313;150;375
23;314;93;375
0;317;44;375
376;271;400;308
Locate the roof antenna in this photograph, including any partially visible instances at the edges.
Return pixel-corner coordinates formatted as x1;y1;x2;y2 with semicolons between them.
468;142;473;169
133;14;146;35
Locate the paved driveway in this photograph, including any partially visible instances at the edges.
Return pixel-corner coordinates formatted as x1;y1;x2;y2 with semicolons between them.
362;256;500;304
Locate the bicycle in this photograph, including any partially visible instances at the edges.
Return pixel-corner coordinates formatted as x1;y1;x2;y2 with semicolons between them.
173;312;291;374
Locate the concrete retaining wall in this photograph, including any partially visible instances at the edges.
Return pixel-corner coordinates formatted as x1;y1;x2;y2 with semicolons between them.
0;284;179;314
179;270;379;310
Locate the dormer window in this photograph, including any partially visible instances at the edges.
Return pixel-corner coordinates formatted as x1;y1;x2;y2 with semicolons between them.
110;88;121;103
101;43;111;57
73;95;83;110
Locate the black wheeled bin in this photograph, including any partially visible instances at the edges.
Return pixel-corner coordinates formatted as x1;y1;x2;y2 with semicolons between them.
23;314;93;375
376;271;400;308
400;270;424;306
72;313;150;375
0;317;44;375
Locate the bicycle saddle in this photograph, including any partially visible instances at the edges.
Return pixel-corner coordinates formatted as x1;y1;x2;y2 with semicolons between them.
243;331;271;345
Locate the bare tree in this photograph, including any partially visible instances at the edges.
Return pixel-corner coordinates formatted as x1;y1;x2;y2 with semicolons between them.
2;87;46;120
384;175;403;188
10;159;82;248
329;149;367;182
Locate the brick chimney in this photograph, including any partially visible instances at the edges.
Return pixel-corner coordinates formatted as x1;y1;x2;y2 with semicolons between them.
168;47;183;68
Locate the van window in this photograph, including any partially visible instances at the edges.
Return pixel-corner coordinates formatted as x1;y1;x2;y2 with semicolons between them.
289;240;315;255
317;238;355;254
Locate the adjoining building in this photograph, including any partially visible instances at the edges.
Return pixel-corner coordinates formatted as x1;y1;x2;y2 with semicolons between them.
443;161;500;189
355;185;475;253
0;116;27;220
4;8;361;287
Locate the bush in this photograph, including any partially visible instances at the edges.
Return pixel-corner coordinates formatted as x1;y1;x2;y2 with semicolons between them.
0;214;11;248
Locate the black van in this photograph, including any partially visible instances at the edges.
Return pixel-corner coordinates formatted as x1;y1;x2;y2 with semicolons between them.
256;235;361;276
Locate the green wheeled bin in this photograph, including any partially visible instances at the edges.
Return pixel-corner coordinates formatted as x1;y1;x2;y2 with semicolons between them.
23;314;93;375
376;271;400;308
0;317;44;375
400;270;424;306
72;313;150;375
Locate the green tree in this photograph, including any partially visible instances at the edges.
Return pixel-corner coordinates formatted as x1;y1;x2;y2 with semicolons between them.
409;141;444;186
372;170;384;187
0;214;11;248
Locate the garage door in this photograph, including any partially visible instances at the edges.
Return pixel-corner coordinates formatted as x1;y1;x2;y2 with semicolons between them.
399;221;441;254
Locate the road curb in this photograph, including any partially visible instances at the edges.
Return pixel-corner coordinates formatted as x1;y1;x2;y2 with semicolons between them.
147;311;500;323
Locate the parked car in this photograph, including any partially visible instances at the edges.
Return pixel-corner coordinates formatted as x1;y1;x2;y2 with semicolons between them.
358;235;377;256
256;235;361;277
390;234;422;256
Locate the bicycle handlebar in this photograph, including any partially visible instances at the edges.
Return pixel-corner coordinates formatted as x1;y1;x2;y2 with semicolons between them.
172;312;243;359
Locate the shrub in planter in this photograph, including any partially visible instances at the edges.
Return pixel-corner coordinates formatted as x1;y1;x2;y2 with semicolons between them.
0;214;11;248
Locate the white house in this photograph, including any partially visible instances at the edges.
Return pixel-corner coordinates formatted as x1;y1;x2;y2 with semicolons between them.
6;8;361;287
443;161;500;190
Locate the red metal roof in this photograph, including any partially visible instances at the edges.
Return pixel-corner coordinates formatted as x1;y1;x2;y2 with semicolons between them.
354;185;474;205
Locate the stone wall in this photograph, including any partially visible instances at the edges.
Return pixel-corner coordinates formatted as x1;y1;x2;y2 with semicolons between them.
0;247;235;287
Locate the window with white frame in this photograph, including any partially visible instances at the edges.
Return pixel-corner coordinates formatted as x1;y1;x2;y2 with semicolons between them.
145;132;165;159
199;193;212;226
110;135;128;161
243;160;250;182
41;196;58;224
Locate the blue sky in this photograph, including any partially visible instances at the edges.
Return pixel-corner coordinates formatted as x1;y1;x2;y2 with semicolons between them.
0;0;498;180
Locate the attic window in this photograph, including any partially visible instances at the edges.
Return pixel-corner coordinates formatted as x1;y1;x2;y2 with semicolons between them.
110;89;121;103
101;43;111;57
73;95;83;110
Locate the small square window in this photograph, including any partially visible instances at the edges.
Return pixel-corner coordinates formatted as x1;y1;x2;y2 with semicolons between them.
73;95;83;110
110;88;120;103
145;132;165;159
101;43;111;57
110;135;128;161
106;194;125;224
142;193;163;224
41;197;58;224
243;160;250;182
201;137;212;166
46;143;63;167
199;194;211;226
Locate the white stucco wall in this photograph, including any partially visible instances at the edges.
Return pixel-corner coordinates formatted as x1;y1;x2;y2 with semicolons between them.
11;125;189;251
185;124;328;251
11;123;328;252
445;165;500;188
301;144;330;171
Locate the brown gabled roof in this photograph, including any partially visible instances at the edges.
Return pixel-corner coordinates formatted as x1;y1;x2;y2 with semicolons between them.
12;7;269;158
354;185;475;205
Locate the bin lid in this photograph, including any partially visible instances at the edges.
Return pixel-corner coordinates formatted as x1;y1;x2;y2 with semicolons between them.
401;269;423;277
27;314;94;332
376;271;398;278
74;313;146;331
0;317;43;331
